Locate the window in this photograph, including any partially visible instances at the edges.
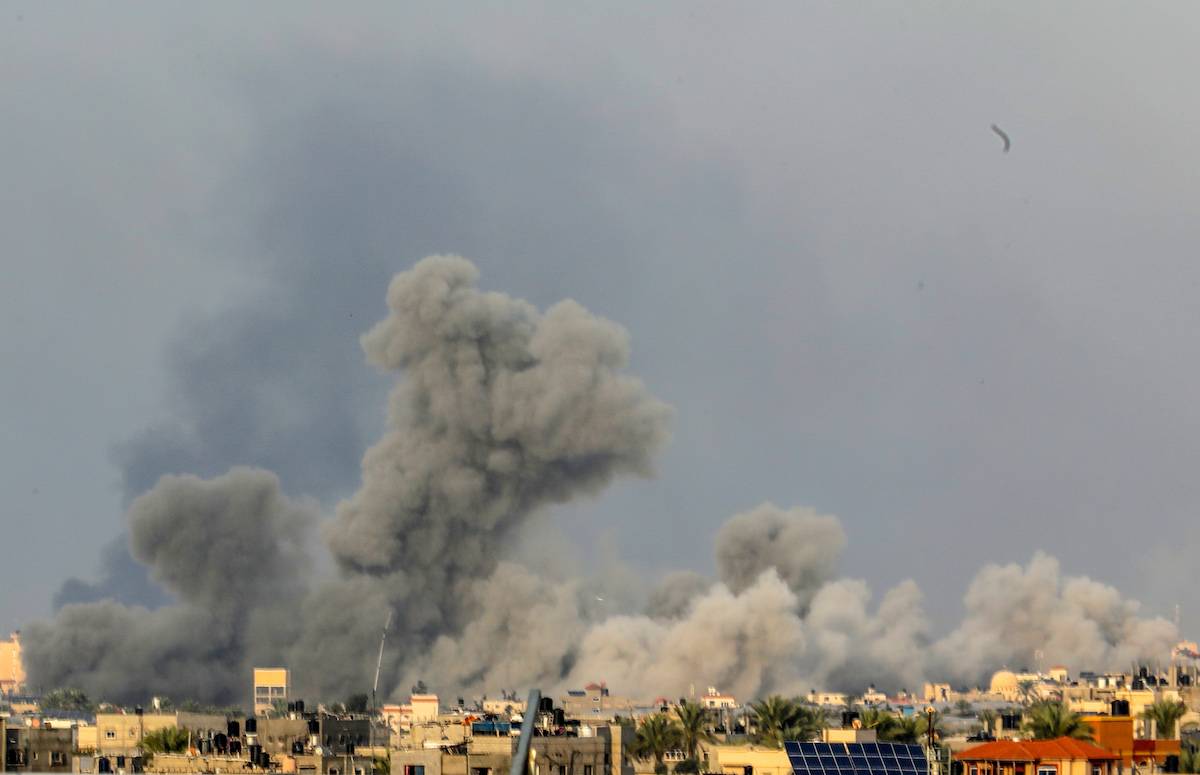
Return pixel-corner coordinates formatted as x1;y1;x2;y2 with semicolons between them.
329;769;339;775
970;768;978;775
130;729;137;737
34;751;40;761
52;751;67;766
105;729;117;740
585;766;594;775
404;766;426;775
1037;767;1057;775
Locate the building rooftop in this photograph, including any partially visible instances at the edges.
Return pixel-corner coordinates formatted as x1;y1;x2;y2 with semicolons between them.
955;738;1119;762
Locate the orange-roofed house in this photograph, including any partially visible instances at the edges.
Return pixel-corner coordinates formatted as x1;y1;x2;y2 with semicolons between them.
954;738;1119;775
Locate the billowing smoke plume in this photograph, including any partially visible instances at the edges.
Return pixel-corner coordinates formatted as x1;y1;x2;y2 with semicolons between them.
644;571;713;620
23;256;1178;706
25;468;314;701
933;553;1179;687
25;256;672;704
715;503;845;608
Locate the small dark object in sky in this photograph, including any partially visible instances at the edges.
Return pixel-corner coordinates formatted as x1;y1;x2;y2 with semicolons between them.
991;124;1011;153
917;280;925;291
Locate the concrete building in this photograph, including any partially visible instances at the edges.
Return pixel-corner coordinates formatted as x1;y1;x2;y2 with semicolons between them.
3;724;74;772
254;668;292;716
411;696;440;725
706;745;791;775
90;711;228;758
1083;715;1180;770
560;685;637;722
0;632;24;695
392;727;621;775
481;698;527;717
700;689;737;711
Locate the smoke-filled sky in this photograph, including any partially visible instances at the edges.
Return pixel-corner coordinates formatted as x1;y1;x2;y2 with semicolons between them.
5;2;1200;684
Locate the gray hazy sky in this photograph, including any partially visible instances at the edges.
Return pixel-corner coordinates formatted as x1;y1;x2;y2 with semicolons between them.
4;2;1200;636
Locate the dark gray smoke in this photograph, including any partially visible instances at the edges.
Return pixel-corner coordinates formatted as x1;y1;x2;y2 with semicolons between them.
52;536;170;611
23;257;1177;706
26;257;672;704
25;468;315;702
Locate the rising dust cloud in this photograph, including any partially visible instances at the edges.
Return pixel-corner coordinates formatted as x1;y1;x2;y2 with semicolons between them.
24;256;1176;704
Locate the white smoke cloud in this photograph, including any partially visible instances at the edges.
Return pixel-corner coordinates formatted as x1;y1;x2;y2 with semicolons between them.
932;553;1178;686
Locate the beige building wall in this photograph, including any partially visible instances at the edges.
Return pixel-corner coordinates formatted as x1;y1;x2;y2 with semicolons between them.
254;667;292;715
707;746;791;775
411;696;440;724
94;711;229;757
0;631;25;692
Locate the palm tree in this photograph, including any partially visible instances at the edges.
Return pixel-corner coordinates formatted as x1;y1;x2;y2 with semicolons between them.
1021;701;1093;741
750;696;798;748
954;700;974;717
858;708;898;739
749;696;827;747
786;705;828;744
675;701;715;762
629;714;683;772
1142;700;1188;739
885;717;923;744
1179;742;1200;774
1017;680;1040;706
977;709;998;737
141;727;190;755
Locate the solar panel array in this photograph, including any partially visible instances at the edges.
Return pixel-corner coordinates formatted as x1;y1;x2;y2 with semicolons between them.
785;741;929;775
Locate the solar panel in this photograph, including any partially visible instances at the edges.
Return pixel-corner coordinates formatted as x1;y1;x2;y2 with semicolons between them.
786;741;929;775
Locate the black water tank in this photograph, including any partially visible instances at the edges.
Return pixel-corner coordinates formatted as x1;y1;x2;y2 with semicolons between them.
295;700;305;715
539;697;554;713
842;711;860;727
308;719;320;735
292;740;304;755
215;733;228;753
230;740;242;756
1112;700;1131;716
258;751;271;769
553;709;566;727
228;720;241;738
246;718;258;734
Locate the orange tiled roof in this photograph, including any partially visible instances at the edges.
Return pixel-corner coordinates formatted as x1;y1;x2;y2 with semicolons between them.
955;738;1119;762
